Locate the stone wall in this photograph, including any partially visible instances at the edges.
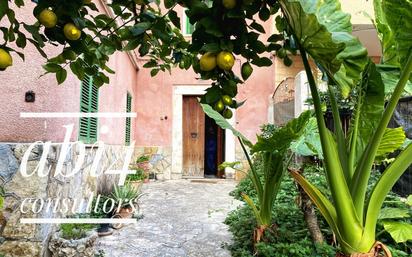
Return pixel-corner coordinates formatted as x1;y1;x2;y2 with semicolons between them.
0;143;130;257
133;146;172;180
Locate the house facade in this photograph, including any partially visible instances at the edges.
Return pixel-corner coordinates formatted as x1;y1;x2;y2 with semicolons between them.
0;0;381;180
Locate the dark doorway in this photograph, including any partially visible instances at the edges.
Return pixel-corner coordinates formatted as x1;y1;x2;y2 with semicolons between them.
204;115;225;178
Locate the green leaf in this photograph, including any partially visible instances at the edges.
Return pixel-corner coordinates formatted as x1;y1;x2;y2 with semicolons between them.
43;63;61;73
0;0;8;20
290;170;346;246
348;62;385;169
252;111;311;153
378;207;410;220
123;39;141;51
250;21;265;33
373;0;397;65
376;127;406;159
218;161;241;171
56;68;67;85
382;221;412;243
377;65;412;97
200;103;253;148
378;0;412;69
251;57;272;67
150;68;160;77
406;195;412;206
168;10;181;28
200;43;220;53
279;0;368;93
241;193;263;225
290;117;323;158
364;144;412;242
130;22;151;36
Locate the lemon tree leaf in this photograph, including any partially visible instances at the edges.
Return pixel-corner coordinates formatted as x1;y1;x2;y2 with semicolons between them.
382;221;412;243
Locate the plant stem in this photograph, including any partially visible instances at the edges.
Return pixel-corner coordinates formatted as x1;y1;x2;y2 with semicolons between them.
351;52;412;218
299;46;363;251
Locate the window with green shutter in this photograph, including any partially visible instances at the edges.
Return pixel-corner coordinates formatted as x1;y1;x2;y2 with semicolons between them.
125;92;132;145
183;1;212;35
79;76;99;144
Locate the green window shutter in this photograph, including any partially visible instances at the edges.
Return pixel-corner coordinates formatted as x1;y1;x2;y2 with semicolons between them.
184;1;211;35
79;76;99;144
125;92;132;145
185;15;195;35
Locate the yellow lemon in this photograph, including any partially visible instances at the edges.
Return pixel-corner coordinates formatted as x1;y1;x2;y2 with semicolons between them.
217;51;235;71
223;0;237;9
64;23;82;41
214;100;225;112
38;9;58;28
0;49;12;70
222;95;233;106
199;52;217;72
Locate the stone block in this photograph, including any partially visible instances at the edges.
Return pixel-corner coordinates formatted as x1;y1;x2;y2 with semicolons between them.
0;241;41;257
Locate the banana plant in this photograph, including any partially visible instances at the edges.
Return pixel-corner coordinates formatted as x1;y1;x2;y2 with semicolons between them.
276;0;412;256
201;103;311;243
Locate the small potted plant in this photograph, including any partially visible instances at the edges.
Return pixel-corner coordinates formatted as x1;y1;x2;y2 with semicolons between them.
135;155;150;182
126;166;146;189
110;184;143;229
49;221;97;257
110;184;142;219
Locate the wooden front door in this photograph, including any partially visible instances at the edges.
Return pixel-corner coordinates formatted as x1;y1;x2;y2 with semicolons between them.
183;96;205;177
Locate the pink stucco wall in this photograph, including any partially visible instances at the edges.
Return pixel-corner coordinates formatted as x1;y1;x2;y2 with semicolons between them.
0;2;138;145
133;7;276;147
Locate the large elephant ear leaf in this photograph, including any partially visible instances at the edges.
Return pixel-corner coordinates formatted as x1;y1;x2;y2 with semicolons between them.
200;103;253;147
348;62;385;167
378;0;412;70
279;0;368;96
375;127;406;160
252;110;311;153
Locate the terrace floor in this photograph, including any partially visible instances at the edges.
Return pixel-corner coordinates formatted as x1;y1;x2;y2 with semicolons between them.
96;179;241;257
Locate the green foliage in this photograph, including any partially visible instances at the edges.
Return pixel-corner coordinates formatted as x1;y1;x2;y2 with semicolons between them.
228;161;411;256
278;0;368;97
281;0;412;253
0;0;189;85
378;195;412;245
110;184;142;208
225;163;335;257
136;155;149;163
60;223;95;240
126;167;146;181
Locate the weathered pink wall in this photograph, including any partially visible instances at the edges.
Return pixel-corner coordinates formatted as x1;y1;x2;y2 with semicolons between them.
133;7;276;147
0;2;138;145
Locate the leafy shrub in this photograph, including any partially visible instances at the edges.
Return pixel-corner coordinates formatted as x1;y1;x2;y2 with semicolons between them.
60;223;95;240
225;160;334;257
126;168;146;181
226;159;411;256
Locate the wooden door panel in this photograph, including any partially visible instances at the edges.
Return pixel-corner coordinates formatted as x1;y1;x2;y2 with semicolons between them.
183;96;205;177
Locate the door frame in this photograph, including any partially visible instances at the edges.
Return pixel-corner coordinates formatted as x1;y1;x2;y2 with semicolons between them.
169;85;236;180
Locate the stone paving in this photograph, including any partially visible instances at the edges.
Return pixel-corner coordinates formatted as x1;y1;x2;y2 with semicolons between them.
96;179;242;257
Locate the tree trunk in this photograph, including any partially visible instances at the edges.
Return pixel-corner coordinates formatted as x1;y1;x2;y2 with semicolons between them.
297;183;324;243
